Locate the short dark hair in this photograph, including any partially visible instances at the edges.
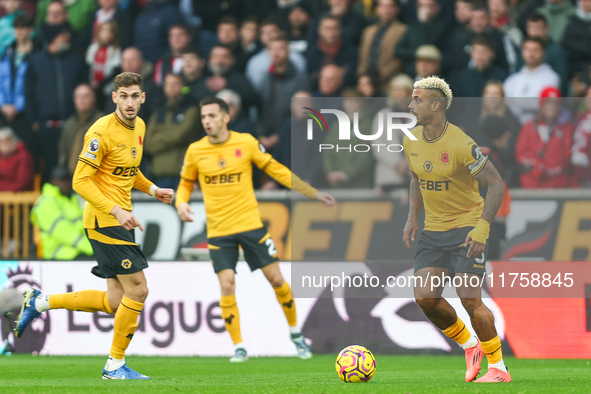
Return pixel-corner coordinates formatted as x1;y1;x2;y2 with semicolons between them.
259;17;280;29
471;1;489;13
181;46;203;59
472;35;493;50
523;36;545;49
200;96;230;114
114;72;143;92
210;43;234;57
241;16;258;26
526;12;547;25
169;23;190;36
319;14;341;26
218;16;239;28
13;14;34;28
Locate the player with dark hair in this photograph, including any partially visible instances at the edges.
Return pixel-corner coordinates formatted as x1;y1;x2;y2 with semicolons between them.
403;76;511;382
176;96;335;362
15;72;175;379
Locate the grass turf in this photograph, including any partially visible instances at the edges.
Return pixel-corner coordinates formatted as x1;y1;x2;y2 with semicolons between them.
0;355;589;393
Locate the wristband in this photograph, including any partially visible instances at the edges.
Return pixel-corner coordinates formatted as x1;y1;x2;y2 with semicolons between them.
468;218;490;245
149;185;159;197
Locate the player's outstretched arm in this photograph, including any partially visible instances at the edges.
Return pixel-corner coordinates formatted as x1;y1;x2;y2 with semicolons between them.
403;172;423;250
314;191;336;207
464;160;505;258
175;178;195;222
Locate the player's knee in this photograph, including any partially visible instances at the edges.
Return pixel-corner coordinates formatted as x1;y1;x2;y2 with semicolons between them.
268;274;284;288
220;281;235;295
461;298;481;314
127;284;149;303
415;297;439;312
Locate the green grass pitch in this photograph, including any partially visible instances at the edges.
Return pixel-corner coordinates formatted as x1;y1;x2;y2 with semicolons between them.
0;355;589;393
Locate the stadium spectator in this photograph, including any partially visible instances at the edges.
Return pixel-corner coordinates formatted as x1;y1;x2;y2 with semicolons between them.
306;15;357;88
0;0;24;56
0;126;34;191
535;0;575;44
144;73;200;189
258;37;308;149
36;0;97;36
357;71;382;97
192;44;260;113
25;23;86;182
488;0;523;48
372;74;413;195
478;115;519;186
153;23;193;86
454;36;508;97
239;17;261;58
396;0;452;76
103;47;163;120
313;63;345;97
245;18;306;91
414;44;442;81
133;0;182;63
216;88;256;136
180;47;205;101
190;0;242;32
561;0;591;81
57;84;103;176
86;0;133;50
85;21;121;91
357;0;407;86
0;15;36;152
523;13;568;93
278;2;313;54
323;88;376;188
30;165;93;260
216;16;248;73
571;86;591;187
455;0;473;27
306;0;367;47
515;87;573;188
446;2;515;74
480;80;522;138
503;37;560;124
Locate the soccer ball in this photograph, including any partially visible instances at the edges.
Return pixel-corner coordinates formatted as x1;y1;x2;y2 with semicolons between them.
335;345;376;383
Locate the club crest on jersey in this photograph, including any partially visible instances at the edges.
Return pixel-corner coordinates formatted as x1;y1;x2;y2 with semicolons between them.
131;147;137;158
235;149;242;158
89;138;99;153
218;158;227;169
121;259;132;269
423;161;433;172
440;151;450;164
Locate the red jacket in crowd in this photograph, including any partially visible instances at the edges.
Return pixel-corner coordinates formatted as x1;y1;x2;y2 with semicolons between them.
515;120;573;188
572;111;591;185
0;142;34;192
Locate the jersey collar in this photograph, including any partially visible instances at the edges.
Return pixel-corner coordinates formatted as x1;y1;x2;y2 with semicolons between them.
422;121;448;143
114;112;135;130
208;130;233;145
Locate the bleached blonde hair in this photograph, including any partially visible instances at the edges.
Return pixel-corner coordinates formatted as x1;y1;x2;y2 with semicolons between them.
413;76;453;110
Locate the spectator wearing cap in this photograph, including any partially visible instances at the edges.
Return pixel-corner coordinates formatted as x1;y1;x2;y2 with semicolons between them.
0;0;24;56
57;84;103;176
357;0;407;86
144;73;200;189
306;0;368;47
0;126;34;191
454;36;507;97
535;0;575;44
36;0;97;37
30;166;93;260
561;0;591;81
133;0;183;64
503;37;560;124
478;115;519;186
571;86;591;187
25;22;87;183
520;13;568;94
0;15;37;152
414;44;442;80
306;14;358;88
395;0;452;76
515;87;573;188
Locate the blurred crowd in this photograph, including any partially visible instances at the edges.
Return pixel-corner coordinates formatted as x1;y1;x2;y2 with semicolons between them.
0;0;590;194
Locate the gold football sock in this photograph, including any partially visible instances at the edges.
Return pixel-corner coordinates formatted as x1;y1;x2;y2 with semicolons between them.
49;290;114;314
110;296;143;359
220;294;242;345
480;335;503;364
274;282;297;327
441;317;471;346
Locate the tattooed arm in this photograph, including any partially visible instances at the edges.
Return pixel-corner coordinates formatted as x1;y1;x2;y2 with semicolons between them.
403;171;423;249
473;160;505;224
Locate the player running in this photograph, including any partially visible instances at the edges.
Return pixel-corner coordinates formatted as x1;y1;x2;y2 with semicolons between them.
176;96;335;362
15;72;175;379
402;77;511;383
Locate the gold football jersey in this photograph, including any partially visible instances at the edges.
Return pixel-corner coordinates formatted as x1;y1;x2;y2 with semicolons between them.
74;113;152;228
180;131;275;238
403;122;487;231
